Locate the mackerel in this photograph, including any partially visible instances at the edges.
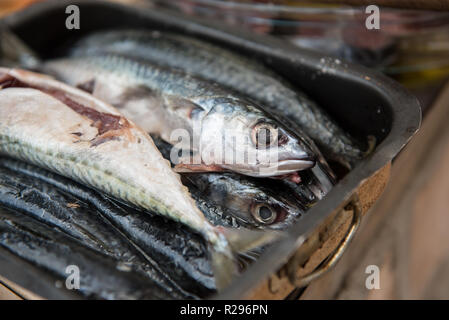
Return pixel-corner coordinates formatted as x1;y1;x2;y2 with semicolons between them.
43;54;317;179
70;30;366;168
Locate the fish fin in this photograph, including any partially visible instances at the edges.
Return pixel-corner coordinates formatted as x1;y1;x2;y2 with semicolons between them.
174;162;226;173
363;135;377;157
242;247;264;260
209;229;281;291
236;248;263;270
76;79;96;94
209;244;236;291
271;172;302;184
119;85;159;102
339;136;375;170
0;23;41;69
221;227;282;253
163;95;204;120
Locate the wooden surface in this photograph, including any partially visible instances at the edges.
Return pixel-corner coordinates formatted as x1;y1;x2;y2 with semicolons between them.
0;281;21;300
0;276;43;300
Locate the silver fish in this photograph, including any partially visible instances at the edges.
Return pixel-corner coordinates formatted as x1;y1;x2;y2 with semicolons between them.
0;67;275;289
185;172;315;230
43;54;316;178
70;29;366;169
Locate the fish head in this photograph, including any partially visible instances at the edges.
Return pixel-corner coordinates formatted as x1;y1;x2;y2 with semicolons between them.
189;173;305;230
199;98;316;177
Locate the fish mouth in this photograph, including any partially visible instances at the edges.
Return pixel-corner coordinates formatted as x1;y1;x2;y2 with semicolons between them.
276;158;316;173
256;157;316;177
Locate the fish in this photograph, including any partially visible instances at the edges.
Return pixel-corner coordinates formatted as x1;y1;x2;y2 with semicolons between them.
184;173;314;229
69;29;367;169
0;208;181;300
0;24;40;70
0;157;215;297
0;67;277;289
152;134;319;230
42;53;317;179
0;157;204;298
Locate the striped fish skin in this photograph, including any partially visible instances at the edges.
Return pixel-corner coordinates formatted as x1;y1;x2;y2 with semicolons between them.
0;208;179;300
70;30;364;168
0;158;208;298
0;158;214;297
43;54;317;178
0;67;235;288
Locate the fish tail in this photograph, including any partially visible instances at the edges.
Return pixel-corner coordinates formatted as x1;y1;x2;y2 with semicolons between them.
0;23;41;69
340;135;376;169
223;227;282;253
208;228;281;290
209;240;236;291
363;135;377;157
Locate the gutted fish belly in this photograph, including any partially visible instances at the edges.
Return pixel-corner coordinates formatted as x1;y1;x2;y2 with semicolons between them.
43;54;317;178
71;30;364;168
0;67;243;289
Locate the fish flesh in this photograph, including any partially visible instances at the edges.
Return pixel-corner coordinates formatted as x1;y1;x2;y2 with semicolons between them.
43;54;317;178
152;135;318;230
0;67;275;289
0;208;181;300
69;30;366;169
0;158;216;298
0;157;204;298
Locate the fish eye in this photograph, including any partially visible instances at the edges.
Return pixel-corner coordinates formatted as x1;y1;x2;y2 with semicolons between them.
277;130;289;146
251;121;278;149
252;203;277;225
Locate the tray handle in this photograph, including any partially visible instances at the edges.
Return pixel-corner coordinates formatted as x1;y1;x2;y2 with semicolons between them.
287;196;362;288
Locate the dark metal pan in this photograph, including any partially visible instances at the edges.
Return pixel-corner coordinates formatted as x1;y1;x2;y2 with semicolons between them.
0;0;421;299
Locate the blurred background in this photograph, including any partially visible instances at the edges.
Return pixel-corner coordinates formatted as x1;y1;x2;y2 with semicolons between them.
1;0;448;299
149;0;449;114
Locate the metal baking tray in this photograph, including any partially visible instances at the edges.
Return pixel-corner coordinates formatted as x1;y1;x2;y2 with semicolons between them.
0;0;421;299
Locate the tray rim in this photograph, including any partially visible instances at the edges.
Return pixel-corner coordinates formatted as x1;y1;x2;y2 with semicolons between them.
1;0;421;299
